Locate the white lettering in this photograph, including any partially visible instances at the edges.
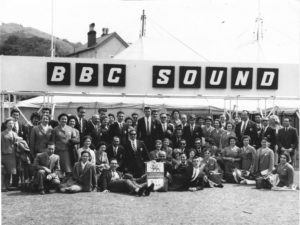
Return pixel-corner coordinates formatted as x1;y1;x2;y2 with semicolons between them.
79;67;94;82
261;72;275;86
235;71;249;86
108;68;121;83
157;69;171;84
51;66;66;82
209;70;223;85
183;70;197;85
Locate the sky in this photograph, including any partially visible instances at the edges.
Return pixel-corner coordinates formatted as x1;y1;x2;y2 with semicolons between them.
1;0;300;62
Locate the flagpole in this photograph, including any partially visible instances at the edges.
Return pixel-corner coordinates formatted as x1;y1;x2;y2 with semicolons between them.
51;0;55;57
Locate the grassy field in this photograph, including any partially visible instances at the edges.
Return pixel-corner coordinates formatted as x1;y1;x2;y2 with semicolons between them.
2;172;299;225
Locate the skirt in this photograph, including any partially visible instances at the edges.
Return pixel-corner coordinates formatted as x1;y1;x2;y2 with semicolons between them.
56;149;72;173
2;154;17;174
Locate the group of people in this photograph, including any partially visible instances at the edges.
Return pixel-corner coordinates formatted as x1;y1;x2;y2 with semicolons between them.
1;106;298;195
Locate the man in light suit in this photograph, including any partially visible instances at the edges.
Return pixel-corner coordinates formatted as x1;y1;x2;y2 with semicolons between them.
137;107;163;150
235;110;258;148
33;142;60;195
98;159;153;196
183;114;203;148
160;113;174;140
124;129;150;178
277;117;298;164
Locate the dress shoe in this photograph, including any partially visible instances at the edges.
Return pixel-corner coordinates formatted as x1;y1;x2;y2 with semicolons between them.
145;183;155;196
137;185;147;196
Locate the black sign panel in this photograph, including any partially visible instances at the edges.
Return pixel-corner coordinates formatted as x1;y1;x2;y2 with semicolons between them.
231;67;253;89
179;66;201;88
205;67;227;89
152;66;175;88
103;64;126;87
257;68;278;89
47;62;70;85
75;63;98;86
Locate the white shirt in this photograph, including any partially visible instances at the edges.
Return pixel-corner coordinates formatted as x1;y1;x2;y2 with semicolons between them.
111;170;120;180
131;140;137;150
191;167;200;181
144;117;151;132
81;161;88;170
14;121;19;133
241;119;249;133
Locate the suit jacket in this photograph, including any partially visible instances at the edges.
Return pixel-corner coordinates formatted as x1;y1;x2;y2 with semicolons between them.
86;120;102;148
277;126;298;152
108;122;127;144
137;117;163;143
33;152;60;172
1;121;28;141
202;126;215;139
183;124;203;148
161;122;175;140
30;125;53;156
1;129;19;154
259;126;276;150
50;125;79;152
235;120;258;147
74;117;88;137
72;161;96;192
98;169;123;191
253;147;274;174
106;144;125;170
184;164;205;189
124;139;150;177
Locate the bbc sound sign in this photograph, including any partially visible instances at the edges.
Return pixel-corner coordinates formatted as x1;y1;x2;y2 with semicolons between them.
47;62;278;90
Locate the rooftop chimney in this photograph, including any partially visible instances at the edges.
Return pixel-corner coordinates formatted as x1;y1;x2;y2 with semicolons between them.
101;27;109;37
87;23;96;47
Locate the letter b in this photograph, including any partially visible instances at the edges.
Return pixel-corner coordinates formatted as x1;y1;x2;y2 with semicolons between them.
47;63;70;85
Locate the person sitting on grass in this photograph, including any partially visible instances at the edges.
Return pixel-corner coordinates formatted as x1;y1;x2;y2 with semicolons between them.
202;149;223;188
33;142;61;195
59;150;96;193
98;159;154;196
272;153;294;188
183;157;206;191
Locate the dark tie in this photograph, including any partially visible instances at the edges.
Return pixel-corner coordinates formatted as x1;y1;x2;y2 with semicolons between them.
242;122;246;134
146;119;150;135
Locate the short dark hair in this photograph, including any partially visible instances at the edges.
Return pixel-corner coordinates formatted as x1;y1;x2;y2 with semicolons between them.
10;109;20;116
131;112;138;117
67;115;77;124
77;106;85;112
97;141;107;150
214;119;222;127
82;135;92;142
98;108;107;114
47;141;55;147
171;110;180;117
117;111;124;116
58;113;68;121
241;135;251;142
108;113;115;119
228;136;237;144
30;112;40;121
144;106;151;111
125;117;133;122
42;107;51;114
81;150;91;158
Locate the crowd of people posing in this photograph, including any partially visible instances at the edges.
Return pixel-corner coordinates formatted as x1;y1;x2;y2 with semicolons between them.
1;106;298;196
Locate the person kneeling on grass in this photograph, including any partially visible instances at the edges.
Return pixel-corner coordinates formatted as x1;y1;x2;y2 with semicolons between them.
59;150;97;193
98;159;154;196
202;149;223;188
33;142;61;195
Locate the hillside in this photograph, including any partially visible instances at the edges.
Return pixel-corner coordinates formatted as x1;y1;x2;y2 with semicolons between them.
0;23;82;56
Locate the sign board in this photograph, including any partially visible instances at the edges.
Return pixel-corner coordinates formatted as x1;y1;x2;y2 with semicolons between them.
1;56;299;97
146;161;164;191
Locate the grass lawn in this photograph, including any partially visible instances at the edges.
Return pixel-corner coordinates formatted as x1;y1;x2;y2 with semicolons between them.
2;172;299;225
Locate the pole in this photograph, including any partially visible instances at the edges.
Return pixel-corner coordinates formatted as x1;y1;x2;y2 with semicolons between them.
141;9;146;37
51;0;55;57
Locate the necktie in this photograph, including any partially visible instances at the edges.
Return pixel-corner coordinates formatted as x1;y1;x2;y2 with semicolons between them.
80;118;83;133
241;122;246;134
132;141;136;151
114;147;117;156
146;119;150;135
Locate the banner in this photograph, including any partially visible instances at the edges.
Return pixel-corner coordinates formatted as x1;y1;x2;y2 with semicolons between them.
146;161;164;191
1;56;299;97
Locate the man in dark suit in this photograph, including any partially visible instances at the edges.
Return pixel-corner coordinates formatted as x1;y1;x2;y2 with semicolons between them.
98;159;153;196
131;112;139;129
33;142;60;195
183;157;205;191
137;107;163;150
171;127;183;148
160;112;174;140
124;129;150;178
235;110;258;148
74;106;88;145
277;117;298;164
86;114;101;149
108;111;127;145
183;114;203;148
260;117;276;150
106;136;125;172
